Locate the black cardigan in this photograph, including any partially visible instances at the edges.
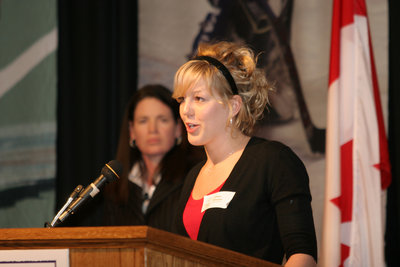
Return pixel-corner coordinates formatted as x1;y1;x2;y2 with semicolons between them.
173;137;317;264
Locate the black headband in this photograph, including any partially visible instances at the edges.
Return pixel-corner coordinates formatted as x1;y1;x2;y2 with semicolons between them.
194;56;239;95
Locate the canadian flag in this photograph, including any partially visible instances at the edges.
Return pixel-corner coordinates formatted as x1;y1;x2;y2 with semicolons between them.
320;1;391;267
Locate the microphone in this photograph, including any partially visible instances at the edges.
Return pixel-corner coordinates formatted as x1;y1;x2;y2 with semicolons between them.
53;160;122;227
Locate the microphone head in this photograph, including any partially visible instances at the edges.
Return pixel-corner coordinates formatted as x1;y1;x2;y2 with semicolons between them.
102;160;123;182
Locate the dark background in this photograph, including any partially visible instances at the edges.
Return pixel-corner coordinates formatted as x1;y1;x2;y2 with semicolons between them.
56;0;137;209
385;1;400;266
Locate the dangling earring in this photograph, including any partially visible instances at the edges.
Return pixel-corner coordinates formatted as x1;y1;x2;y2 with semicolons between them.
230;117;233;126
176;136;182;146
130;139;136;148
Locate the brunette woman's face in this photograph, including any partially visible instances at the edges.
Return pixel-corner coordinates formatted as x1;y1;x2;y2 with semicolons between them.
129;97;181;162
178;80;230;147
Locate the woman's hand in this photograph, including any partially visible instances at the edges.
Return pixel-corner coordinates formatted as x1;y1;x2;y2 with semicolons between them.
284;253;317;267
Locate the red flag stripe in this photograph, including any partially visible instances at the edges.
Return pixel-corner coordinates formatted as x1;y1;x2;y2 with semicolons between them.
367;26;392;189
328;0;341;85
330;140;354;224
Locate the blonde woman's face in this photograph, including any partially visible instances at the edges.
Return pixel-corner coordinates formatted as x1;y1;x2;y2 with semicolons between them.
178;80;230;147
129;97;181;163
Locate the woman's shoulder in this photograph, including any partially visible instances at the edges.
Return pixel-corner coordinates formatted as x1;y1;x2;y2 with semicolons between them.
247;136;293;155
245;137;310;198
245;136;305;167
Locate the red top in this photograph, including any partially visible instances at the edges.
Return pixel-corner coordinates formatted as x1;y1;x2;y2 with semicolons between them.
183;182;225;240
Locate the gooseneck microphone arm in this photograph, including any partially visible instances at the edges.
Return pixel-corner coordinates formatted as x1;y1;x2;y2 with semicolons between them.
48;160;122;227
49;185;83;227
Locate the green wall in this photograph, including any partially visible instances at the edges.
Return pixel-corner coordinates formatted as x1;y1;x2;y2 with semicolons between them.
0;0;57;228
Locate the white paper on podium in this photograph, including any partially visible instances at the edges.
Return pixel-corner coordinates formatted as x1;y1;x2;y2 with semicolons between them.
0;249;69;267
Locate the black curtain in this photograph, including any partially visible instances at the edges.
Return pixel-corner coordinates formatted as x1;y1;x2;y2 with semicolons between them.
385;0;400;266
56;0;138;223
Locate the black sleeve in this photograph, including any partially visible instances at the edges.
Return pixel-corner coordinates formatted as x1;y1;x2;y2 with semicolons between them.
269;145;318;262
275;195;318;262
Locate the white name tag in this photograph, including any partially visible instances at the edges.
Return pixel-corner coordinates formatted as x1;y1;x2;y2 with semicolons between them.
201;191;236;212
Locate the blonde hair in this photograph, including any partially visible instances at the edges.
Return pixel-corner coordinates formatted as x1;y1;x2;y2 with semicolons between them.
173;41;272;136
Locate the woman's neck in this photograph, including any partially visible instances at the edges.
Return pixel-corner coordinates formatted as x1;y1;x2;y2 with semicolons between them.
191;133;250;200
204;133;250;167
141;155;162;185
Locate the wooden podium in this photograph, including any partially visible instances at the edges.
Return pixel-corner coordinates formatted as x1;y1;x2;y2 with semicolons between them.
0;226;281;267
